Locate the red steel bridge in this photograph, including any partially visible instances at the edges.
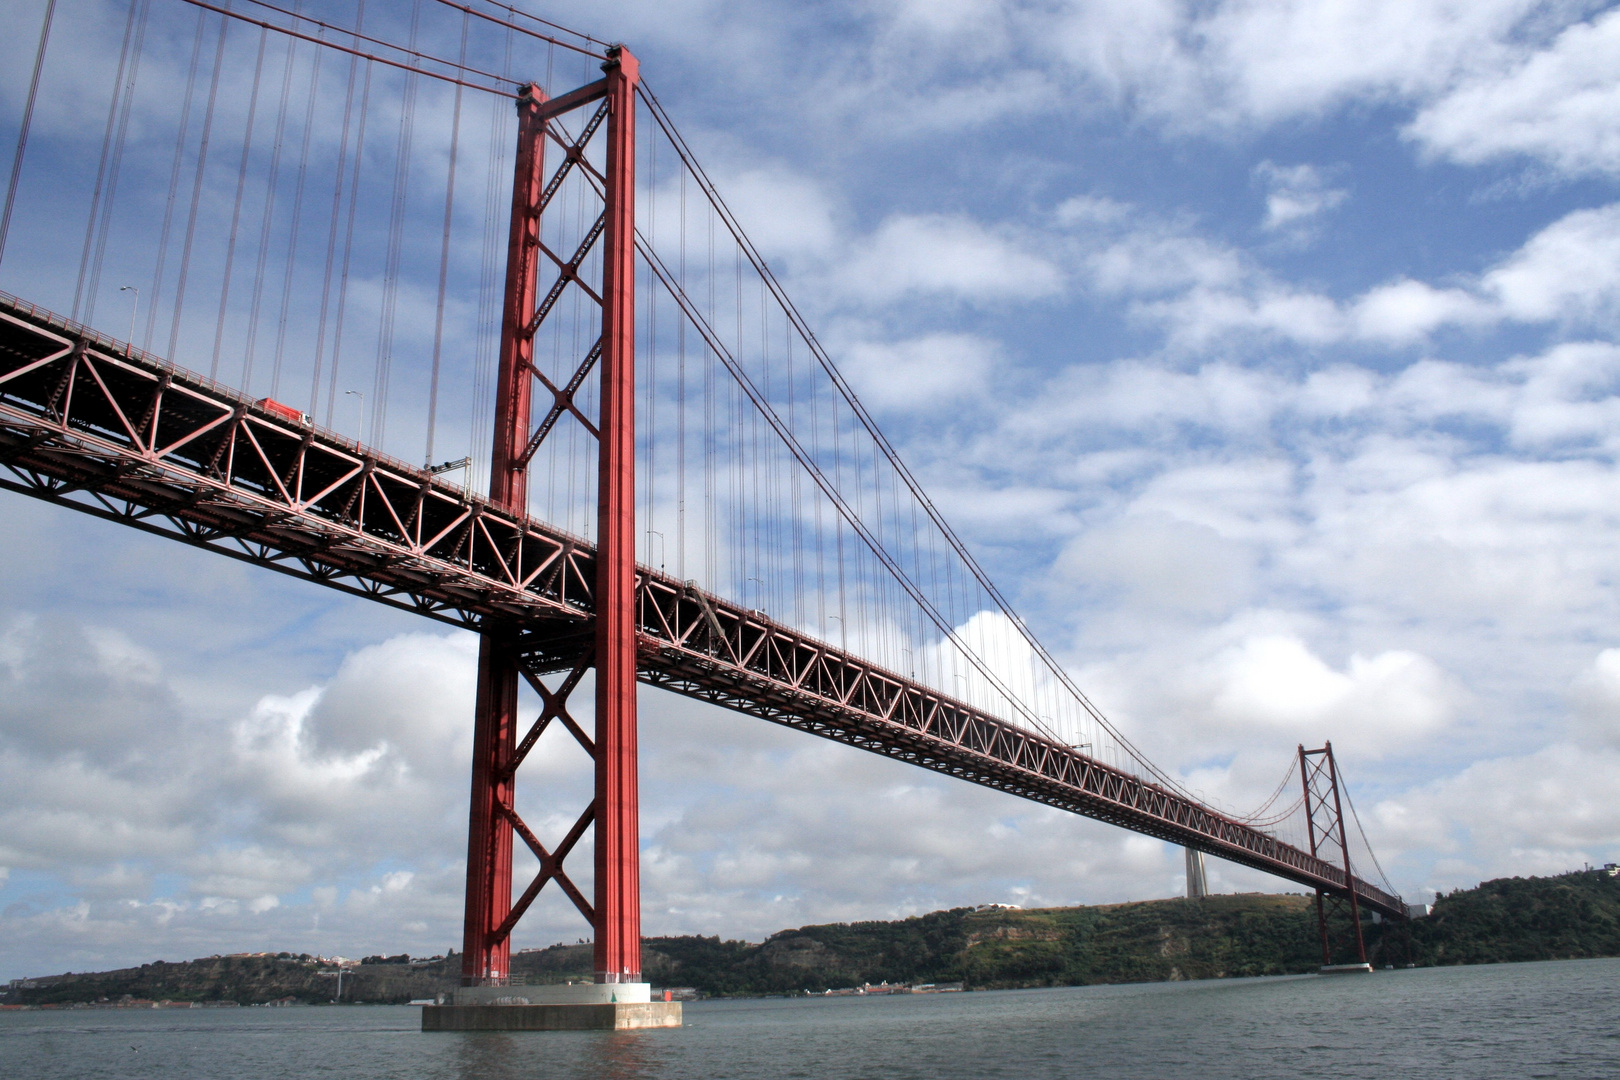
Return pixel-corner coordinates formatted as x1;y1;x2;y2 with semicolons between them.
0;0;1402;983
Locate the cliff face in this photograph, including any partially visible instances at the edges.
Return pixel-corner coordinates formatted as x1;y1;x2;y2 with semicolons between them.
6;871;1618;1005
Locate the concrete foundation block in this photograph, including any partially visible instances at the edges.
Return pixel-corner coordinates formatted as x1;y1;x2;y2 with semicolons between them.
421;1002;683;1031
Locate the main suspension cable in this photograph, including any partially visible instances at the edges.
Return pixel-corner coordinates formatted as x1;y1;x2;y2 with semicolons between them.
1339;762;1398;898
434;0;605;58
175;0;517;97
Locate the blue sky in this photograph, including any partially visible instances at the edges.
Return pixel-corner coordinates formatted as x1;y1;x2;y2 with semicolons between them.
4;0;1620;981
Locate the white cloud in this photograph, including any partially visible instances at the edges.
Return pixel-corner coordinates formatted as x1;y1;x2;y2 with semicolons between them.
1350;280;1496;343
1484;203;1620;325
672;164;841;265
843;332;997;409
1056;511;1256;618
1065;198;1620;348
842;214;1064;307
0;615;1213;979
1084;226;1246;298
641;163;1062;315
0;625;482;976
1254;161;1348;236
1204;632;1457;749
1408;7;1620;177
1571;647;1620;749
978;328;1620;812
1046;0;1542;130
1371;743;1620;885
824;1;1603;178
1055;194;1132;228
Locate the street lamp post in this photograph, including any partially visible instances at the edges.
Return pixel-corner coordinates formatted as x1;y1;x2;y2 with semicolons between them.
119;286;138;349
344;389;364;443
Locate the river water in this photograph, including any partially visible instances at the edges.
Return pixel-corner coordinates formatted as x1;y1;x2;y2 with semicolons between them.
4;958;1618;1079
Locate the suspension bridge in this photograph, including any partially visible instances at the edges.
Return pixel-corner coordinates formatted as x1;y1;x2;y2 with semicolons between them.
0;0;1404;1023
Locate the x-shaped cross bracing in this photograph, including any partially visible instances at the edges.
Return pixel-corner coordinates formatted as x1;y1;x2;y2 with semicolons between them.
482;651;599;951
511;103;610;473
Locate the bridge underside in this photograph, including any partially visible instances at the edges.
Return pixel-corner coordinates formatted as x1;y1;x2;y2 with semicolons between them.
0;293;1405;919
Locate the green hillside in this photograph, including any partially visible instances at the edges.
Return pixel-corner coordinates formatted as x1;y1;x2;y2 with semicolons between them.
1373;869;1620;966
6;870;1618;1005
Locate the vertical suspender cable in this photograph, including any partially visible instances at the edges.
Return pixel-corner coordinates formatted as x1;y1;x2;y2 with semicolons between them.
321;0;372;427
308;11;363;420
145;11;208;351
467;18;518;496
277;32;323;406
325;59;373;430
425;8;469;467
245;7;300;396
676;166;686;579
644;128;657;562
72;0;140;320
168;11;232;363
84;0;153;329
705;202;716;587
370;0;425;450
212;26;269;382
0;0;56;269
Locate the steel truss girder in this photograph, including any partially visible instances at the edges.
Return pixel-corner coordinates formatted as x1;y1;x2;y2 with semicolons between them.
0;296;595;634
635;577;1408;919
0;291;1405;922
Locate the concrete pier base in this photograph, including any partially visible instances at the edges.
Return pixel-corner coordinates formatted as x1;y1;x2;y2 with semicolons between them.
421;982;682;1031
1319;963;1375;974
422;1002;682;1031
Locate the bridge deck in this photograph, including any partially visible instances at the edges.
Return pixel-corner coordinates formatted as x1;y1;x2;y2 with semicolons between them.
0;293;1404;918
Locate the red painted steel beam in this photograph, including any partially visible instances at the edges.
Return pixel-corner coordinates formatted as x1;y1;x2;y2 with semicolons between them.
593;44;642;986
1301;744;1332;966
536;77;608;122
460;81;549;986
461;633;521;981
1324;743;1368;964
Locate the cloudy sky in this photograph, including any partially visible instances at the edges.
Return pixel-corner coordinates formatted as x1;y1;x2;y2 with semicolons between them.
5;0;1620;982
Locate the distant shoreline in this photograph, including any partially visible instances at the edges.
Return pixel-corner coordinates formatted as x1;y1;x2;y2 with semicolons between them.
5;870;1617;1007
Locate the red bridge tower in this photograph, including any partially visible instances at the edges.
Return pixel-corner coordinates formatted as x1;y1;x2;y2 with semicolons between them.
461;46;642;989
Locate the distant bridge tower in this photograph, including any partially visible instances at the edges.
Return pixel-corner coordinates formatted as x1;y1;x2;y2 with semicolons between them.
1184;847;1208;900
1300;742;1371;971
